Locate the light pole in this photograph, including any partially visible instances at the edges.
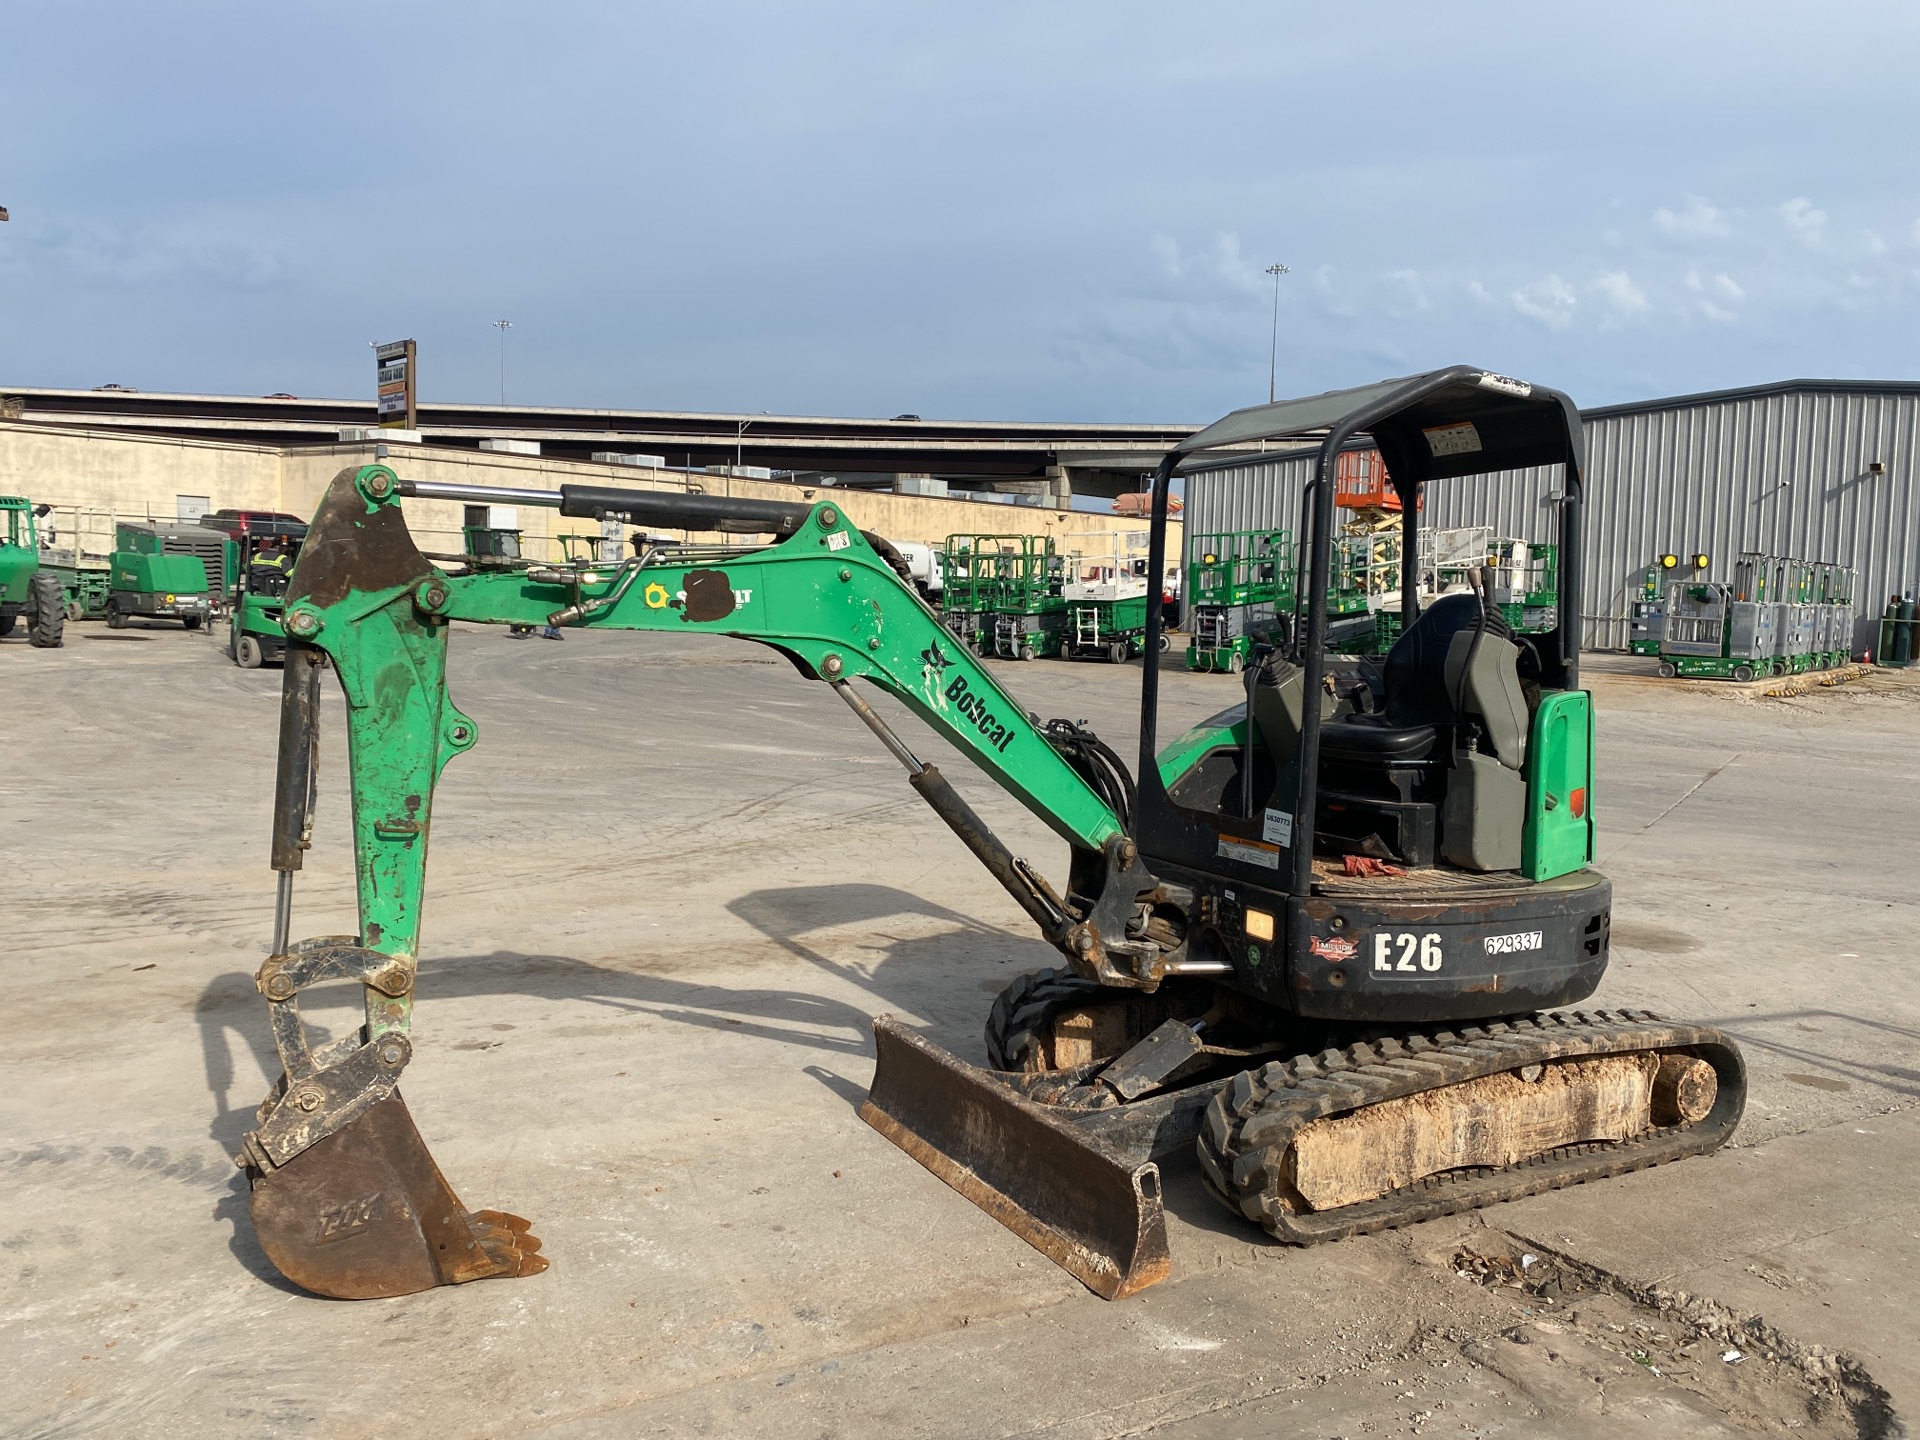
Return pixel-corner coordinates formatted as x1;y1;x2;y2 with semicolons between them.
1265;263;1289;404
494;319;512;405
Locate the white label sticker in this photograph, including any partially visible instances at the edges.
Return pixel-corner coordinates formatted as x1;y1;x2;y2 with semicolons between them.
827;530;852;551
1484;930;1544;955
1262;808;1294;846
1475;372;1534;398
1217;836;1281;870
1423;421;1483;457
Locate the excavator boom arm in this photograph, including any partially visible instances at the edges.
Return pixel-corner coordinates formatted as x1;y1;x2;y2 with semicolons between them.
241;464;1165;1302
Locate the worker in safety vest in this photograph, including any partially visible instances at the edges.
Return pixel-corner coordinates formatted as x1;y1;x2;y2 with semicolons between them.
249;541;292;596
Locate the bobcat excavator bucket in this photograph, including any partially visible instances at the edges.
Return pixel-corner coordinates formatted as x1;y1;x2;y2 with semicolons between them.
861;1016;1172;1300
248;1095;546;1300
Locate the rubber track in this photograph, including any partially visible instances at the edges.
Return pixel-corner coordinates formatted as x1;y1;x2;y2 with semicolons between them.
985;967;1109;1072
1197;1009;1746;1245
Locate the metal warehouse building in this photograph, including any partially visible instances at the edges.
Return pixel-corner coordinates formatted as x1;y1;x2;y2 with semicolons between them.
1185;378;1920;653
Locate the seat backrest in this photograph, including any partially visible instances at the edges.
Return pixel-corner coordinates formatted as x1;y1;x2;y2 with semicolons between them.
1443;629;1530;769
1381;593;1484;728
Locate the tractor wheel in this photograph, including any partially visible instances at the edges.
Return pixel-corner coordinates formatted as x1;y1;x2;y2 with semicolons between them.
1732;664;1755;683
236;634;264;669
1656;661;1677;678
1158;634;1170;652
1227;653;1244;675
27;573;66;648
64;599;83;622
106;603;128;630
985;967;1213;1074
1107;641;1128;664
183;614;203;631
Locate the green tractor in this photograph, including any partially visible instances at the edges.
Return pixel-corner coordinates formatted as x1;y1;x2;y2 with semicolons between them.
197;510;309;667
0;497;67;648
105;522;218;630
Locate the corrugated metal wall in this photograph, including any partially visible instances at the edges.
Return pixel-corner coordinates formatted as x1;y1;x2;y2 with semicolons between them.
1184;386;1920;653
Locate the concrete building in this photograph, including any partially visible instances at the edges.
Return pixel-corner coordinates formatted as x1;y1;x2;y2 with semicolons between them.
1184;378;1920;653
0;386;1200;509
0;417;1176;570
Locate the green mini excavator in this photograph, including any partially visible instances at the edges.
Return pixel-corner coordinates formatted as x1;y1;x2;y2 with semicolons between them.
240;368;1745;1301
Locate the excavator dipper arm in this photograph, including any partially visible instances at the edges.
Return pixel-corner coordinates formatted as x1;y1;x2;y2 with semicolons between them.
243;465;1174;1300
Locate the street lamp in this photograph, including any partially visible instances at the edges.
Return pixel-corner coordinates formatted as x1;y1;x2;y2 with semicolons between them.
494;319;512;405
1265;263;1289;404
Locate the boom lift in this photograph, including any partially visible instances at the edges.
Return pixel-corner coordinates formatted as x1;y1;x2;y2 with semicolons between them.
241;368;1745;1303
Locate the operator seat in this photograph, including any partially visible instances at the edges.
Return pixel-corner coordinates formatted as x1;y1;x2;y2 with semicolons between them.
1312;593;1537;868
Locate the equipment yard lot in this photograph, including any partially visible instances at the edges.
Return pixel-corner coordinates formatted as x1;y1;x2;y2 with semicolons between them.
4;627;1917;1438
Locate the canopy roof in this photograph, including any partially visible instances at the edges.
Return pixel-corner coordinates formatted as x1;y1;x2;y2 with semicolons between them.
1175;365;1583;492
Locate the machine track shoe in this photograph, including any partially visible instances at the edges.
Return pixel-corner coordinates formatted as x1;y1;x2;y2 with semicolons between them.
249;1094;547;1299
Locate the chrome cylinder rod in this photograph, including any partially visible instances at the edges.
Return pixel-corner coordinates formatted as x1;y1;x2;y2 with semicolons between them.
272;871;294;956
395;479;565;507
831;680;925;775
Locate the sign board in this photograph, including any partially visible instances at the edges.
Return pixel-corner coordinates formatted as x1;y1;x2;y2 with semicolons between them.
375;339;417;429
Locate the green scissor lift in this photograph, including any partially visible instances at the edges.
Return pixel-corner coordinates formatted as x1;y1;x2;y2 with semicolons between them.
1060;530;1158;663
1357;534;1560;657
986;534;1067;660
1185;529;1294;673
938;534;1002;654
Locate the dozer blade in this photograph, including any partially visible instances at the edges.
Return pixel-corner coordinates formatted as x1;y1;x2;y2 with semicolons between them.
250;1094;547;1300
860;1016;1171;1300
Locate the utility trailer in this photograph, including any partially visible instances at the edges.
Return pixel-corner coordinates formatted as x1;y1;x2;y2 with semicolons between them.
233;367;1744;1307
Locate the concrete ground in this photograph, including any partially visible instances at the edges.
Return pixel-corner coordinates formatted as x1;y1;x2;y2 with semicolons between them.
3;619;1916;1439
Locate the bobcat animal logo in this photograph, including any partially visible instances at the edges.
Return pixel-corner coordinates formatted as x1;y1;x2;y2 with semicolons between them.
921;641;953;673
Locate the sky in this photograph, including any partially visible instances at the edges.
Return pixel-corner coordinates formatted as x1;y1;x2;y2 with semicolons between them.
4;2;1919;424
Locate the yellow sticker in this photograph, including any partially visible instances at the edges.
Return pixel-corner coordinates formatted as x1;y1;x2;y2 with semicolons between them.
643;582;671;609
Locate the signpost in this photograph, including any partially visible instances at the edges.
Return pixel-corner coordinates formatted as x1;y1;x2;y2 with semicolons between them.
375;340;417;429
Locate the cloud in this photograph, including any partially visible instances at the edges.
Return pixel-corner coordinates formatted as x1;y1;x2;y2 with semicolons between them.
1653;196;1731;240
1382;268;1430;319
1684;270;1742;323
1779;197;1828;245
1147;231;1264;296
1591;270;1650;322
1510;274;1578;329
